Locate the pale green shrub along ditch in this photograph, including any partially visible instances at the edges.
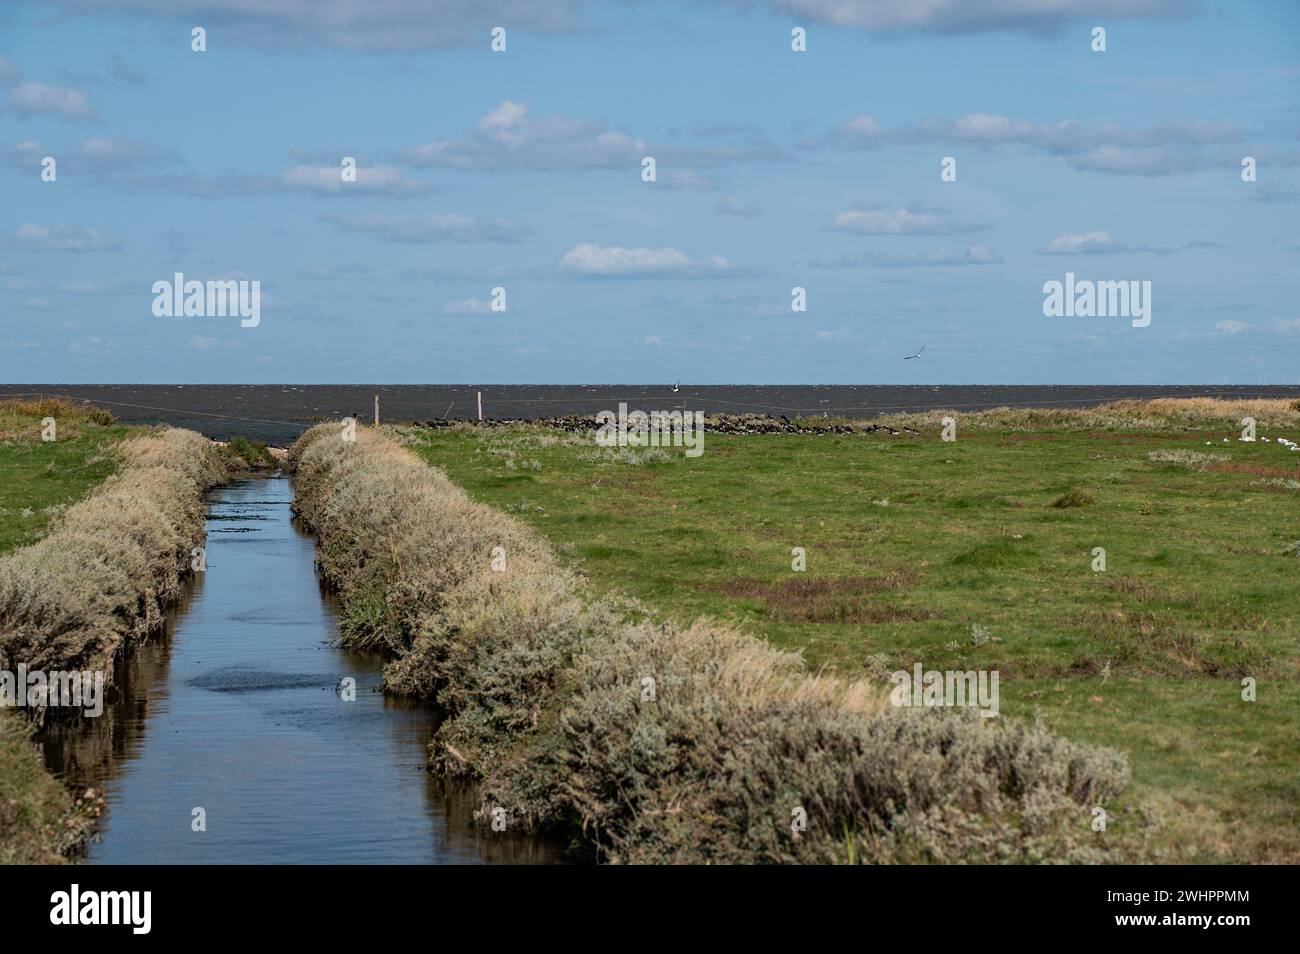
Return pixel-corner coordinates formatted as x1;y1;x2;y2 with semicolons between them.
290;422;1147;864
0;425;226;862
0;428;226;693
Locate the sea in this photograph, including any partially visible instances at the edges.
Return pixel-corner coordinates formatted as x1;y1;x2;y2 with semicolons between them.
3;384;1298;446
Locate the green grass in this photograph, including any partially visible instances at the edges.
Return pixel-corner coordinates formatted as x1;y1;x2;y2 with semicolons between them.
0;400;130;552
222;435;278;470
0;399;128;863
399;418;1300;862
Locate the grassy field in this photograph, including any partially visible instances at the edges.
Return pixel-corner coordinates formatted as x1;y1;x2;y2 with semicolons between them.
0;399;130;553
398;401;1300;863
0;399;131;863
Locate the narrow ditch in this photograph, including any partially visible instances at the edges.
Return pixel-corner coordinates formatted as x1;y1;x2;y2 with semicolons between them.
39;474;563;864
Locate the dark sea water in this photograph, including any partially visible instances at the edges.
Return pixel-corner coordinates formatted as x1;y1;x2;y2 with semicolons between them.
4;384;1299;446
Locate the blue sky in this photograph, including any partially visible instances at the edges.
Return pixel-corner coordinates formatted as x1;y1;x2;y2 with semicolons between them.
1;0;1297;384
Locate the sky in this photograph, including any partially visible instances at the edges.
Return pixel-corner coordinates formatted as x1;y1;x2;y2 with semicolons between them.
0;0;1297;385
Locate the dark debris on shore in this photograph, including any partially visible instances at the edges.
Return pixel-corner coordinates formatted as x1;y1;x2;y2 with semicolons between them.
405;413;920;436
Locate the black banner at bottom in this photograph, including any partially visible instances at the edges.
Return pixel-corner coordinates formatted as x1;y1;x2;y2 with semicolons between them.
0;863;1281;940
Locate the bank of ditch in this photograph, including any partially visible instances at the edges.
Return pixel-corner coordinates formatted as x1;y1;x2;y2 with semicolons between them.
0;421;226;863
289;421;1154;864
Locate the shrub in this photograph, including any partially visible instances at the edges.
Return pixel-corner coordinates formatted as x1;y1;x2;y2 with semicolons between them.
0;428;226;713
1051;489;1095;508
477;616;1135;864
223;435;276;470
0;711;95;863
1147;449;1230;468
0;426;222;863
289;423;1147;863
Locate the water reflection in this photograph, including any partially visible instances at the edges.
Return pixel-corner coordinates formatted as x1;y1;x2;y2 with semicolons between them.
40;476;566;864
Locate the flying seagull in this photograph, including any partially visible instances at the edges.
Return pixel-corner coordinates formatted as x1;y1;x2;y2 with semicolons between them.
904;344;926;360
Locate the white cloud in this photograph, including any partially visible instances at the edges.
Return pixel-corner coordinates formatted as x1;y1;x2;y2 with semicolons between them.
72;137;156;163
1068;146;1184;176
279;164;429;195
726;0;1188;34
809;244;1001;269
827;202;985;235
557;243;735;278
1215;320;1250;335
1036;231;1213;255
440;298;494;315
324;212;533;243
1;139;194;195
298;264;377;281
820;112;1238;176
652;169;722;191
69;156;428;197
7;81;97;122
1039;231;1123;255
28;0;1188;50
404;100;645;171
9;223;120;252
713;196;762;217
34;0;583;51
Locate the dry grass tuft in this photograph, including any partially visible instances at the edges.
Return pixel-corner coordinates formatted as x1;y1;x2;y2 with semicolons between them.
0;398;114;442
1051;489;1096;509
1147;449;1231;468
879;397;1299;434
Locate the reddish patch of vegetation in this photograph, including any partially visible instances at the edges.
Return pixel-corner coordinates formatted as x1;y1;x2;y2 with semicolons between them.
715;572;929;623
1207;462;1300;479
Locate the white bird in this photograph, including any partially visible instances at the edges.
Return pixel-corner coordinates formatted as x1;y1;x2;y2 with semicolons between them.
672;381;680;393
904;344;926;360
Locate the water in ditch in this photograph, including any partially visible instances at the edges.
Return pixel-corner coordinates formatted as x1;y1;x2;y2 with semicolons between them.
40;475;563;864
